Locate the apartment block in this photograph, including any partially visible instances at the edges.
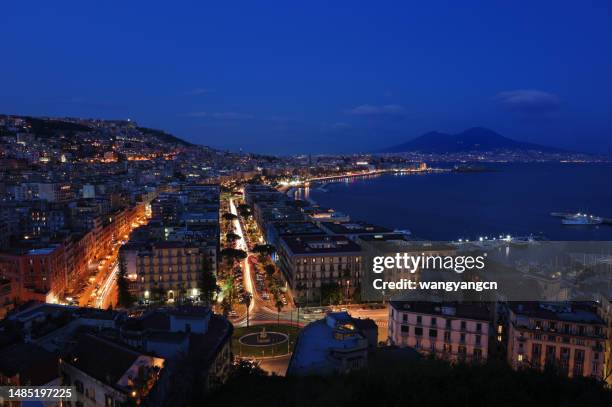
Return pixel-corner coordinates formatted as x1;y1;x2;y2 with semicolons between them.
388;301;491;363
506;302;606;379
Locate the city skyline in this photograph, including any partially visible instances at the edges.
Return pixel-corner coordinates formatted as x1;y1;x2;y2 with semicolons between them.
2;3;612;404
2;1;612;154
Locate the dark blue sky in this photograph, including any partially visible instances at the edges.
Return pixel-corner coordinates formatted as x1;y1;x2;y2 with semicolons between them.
2;1;611;154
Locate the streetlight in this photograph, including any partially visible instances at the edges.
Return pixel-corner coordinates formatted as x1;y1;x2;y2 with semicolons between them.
346;280;350;305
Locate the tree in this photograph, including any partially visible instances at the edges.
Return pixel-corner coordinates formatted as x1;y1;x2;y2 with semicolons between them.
200;257;218;304
225;232;242;248
237;204;251;218
221;298;232;317
274;298;284;326
116;256;135;308
204;358;612;406
223;276;238;306
253;244;275;261
241;292;252;327
222;212;238;222
320;282;343;305
253;244;276;263
264;264;276;279
220;248;247;266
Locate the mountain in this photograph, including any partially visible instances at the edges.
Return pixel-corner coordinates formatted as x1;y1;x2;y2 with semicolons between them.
381;127;563;154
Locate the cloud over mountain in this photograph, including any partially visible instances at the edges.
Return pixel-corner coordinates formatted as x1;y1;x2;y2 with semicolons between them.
495;90;561;116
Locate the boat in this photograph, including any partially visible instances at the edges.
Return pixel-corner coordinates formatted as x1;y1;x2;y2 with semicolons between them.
561;213;603;225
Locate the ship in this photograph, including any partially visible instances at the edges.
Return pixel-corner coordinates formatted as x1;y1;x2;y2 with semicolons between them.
561;213;603;225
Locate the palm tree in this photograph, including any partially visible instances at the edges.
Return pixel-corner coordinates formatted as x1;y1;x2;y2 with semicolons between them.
275;298;284;327
242;292;252;327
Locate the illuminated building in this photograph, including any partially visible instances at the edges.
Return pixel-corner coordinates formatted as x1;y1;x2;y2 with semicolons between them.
388;301;491;363
506;302;606;379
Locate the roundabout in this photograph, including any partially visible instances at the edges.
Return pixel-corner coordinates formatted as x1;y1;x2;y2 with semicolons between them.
233;324;299;358
239;327;288;347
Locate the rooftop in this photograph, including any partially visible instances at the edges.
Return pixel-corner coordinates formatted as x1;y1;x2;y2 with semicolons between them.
273;221;326;236
389;301;491;322
0;343;58;385
288;312;371;376
320;221;392;235
65;333;163;389
508;302;605;325
281;235;362;255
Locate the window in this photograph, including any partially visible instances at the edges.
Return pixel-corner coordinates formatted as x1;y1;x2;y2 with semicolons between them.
429;329;437;338
460;321;466;331
573;349;584;377
105;395;114;407
75;380;84;394
532;343;541;356
446;319;452;329
475;335;481;345
476;323;482;332
460;333;466;343
444;331;451;342
545;345;556;367
400;325;409;334
416;315;422;325
473;348;482;361
414;327;423;336
402;313;407;323
431;317;437;326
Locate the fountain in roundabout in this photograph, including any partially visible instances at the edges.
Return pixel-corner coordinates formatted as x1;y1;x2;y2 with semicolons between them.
239;326;289;347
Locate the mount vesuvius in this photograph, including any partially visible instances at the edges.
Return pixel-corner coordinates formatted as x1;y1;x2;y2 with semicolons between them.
381;127;564;154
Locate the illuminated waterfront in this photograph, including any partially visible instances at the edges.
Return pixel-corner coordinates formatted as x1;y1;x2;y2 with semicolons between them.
308;162;612;241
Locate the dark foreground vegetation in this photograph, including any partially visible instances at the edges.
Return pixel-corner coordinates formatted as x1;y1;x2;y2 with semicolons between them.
207;358;611;407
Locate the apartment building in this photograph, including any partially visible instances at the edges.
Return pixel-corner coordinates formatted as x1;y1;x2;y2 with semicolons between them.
596;294;612;385
121;240;208;303
277;235;362;304
388;301;491;363
506;302;606;379
59;334;166;407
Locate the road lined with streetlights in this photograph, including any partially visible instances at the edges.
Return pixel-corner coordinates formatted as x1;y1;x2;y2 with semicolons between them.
227;196;389;331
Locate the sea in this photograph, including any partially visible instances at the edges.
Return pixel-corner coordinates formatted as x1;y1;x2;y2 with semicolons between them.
304;162;612;241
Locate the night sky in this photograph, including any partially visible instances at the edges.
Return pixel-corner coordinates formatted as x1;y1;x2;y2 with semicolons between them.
2;1;611;154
